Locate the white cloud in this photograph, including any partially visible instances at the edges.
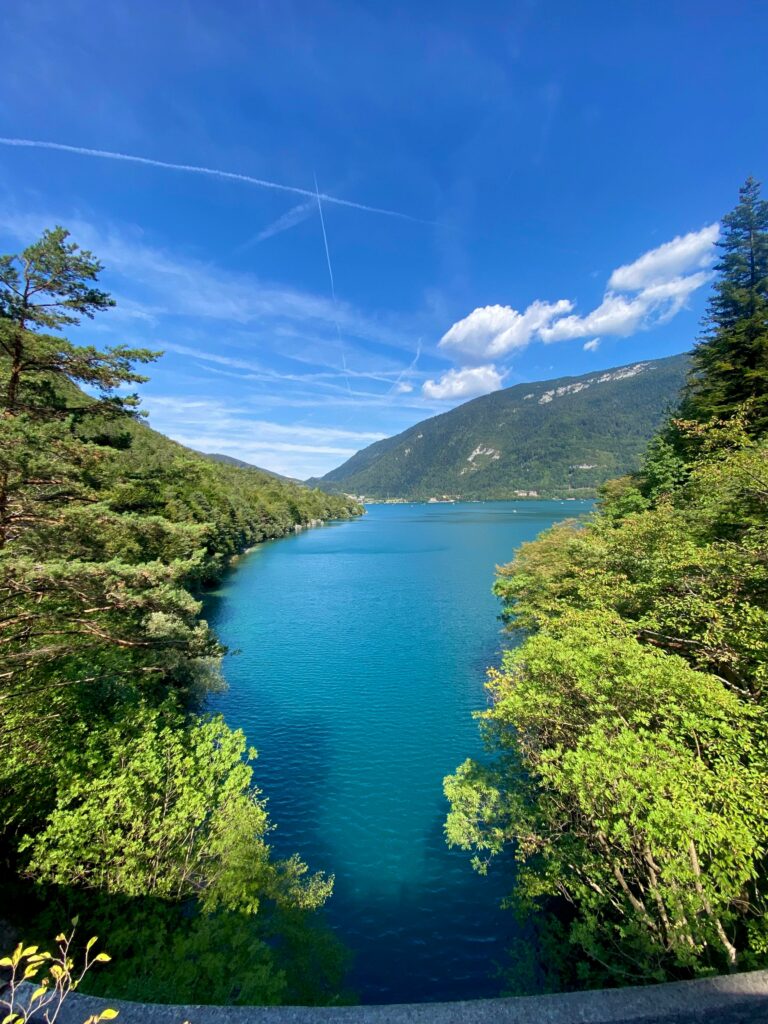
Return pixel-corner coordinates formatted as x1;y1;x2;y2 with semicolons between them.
541;272;711;343
436;223;719;367
422;365;503;400
438;300;573;360
636;273;712;310
608;224;719;291
141;395;388;478
145;397;386;443
0;210;410;351
583;339;600;352
541;293;646;341
178;435;358;456
155;338;429;408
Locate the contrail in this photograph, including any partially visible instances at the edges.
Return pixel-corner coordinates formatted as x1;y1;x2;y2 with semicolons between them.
0;136;426;223
314;171;351;394
388;339;422;395
235;199;316;252
314;172;337;301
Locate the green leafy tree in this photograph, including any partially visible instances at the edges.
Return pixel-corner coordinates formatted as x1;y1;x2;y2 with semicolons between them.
17;708;345;1006
497;422;768;696
21;709;331;913
450;427;768;989
446;611;768;985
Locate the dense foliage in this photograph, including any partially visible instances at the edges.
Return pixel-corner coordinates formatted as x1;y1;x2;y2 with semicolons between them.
445;180;768;990
311;355;688;499
0;227;360;1005
684;176;768;433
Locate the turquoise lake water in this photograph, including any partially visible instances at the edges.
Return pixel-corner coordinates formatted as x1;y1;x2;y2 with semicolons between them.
205;500;592;1003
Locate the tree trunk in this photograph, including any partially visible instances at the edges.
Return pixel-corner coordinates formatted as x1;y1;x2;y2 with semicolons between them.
3;328;23;415
688;839;738;969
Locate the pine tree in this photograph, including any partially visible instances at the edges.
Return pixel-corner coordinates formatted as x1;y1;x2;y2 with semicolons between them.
0;227;158;547
684;176;768;433
0;226;156;420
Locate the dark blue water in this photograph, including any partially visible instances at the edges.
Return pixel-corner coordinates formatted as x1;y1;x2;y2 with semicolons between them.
205;500;592;1003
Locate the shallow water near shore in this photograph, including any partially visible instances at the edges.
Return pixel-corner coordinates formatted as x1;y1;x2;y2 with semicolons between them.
205;500;592;1003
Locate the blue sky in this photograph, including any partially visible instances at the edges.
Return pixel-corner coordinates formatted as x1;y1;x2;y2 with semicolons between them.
1;1;766;478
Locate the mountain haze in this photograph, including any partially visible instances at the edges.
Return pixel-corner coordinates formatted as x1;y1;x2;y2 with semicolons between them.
199;451;300;483
310;354;690;499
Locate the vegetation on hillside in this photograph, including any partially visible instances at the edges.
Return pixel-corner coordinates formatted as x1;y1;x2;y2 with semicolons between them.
445;178;768;990
200;450;300;482
0;227;360;1005
312;354;689;499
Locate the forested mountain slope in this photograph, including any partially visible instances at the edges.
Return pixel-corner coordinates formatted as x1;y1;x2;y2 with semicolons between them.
311;353;689;499
198;450;300;483
110;421;358;580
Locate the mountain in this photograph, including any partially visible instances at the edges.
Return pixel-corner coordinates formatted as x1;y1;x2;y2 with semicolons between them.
309;353;690;499
198;451;300;483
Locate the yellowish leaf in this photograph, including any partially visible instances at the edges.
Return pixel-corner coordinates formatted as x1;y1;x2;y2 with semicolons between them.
94;953;112;963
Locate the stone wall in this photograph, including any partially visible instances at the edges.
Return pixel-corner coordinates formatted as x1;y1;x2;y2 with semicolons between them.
21;970;768;1024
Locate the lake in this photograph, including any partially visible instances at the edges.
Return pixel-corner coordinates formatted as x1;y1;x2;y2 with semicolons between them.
205;500;592;1003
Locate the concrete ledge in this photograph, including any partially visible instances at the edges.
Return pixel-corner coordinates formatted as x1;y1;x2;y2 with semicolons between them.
16;970;768;1024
